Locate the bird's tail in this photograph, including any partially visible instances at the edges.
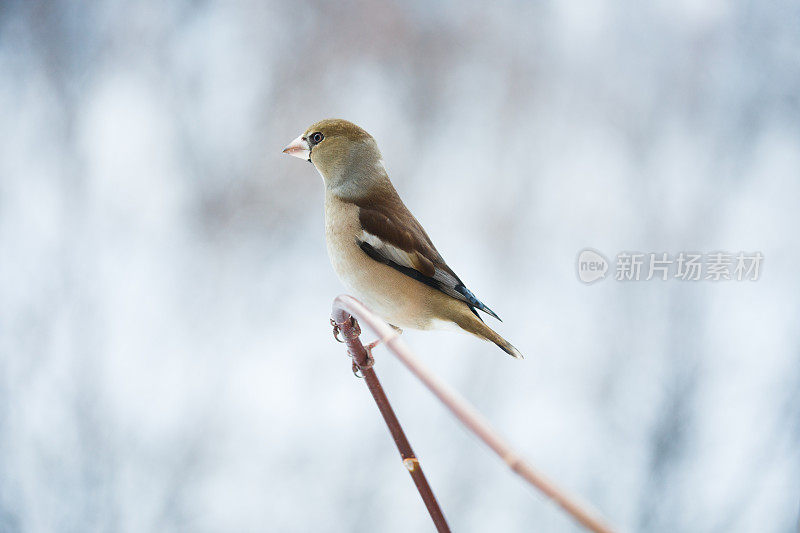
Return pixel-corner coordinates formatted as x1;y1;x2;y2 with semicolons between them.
454;311;523;359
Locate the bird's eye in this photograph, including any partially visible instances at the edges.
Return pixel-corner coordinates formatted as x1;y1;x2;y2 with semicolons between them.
310;132;324;144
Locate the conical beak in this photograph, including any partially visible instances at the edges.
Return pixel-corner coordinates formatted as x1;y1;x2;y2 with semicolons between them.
282;135;311;161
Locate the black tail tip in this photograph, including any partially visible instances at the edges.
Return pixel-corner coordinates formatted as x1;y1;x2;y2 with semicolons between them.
482;306;502;322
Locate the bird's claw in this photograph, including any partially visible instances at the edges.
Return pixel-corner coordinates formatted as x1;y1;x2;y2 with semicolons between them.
331;316;377;378
331;316;362;343
331;319;344;343
349;316;361;336
351;343;375;378
364;339;381;351
349;323;403;375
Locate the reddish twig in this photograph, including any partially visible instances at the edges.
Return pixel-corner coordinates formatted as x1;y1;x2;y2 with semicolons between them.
331;308;450;532
331;295;617;533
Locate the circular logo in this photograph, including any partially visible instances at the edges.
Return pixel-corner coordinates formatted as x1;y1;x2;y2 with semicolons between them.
576;249;608;284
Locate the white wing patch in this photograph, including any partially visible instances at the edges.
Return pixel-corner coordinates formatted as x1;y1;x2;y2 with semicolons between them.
359;229;464;301
359;230;418;270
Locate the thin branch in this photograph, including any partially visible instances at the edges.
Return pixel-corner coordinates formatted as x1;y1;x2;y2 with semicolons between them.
331;294;617;533
331;306;450;532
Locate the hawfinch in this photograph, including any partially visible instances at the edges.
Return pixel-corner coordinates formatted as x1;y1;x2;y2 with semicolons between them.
283;119;522;358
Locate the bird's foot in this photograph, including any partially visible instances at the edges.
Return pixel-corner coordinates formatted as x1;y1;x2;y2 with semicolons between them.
351;341;376;378
364;339;381;351
331;317;402;378
331;316;361;343
362;324;402;351
330;318;343;343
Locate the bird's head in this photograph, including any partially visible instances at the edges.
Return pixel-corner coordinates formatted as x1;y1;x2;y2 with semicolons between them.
283;119;387;198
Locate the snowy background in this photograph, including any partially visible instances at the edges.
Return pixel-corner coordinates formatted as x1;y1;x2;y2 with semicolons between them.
1;1;799;532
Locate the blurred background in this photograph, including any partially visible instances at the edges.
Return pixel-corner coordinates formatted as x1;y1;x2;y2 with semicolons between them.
1;1;799;532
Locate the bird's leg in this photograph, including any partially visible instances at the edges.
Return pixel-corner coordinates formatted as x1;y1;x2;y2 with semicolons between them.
364;340;380;350
363;324;403;351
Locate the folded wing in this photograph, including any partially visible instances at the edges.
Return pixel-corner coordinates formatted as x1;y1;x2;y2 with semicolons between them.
356;202;500;321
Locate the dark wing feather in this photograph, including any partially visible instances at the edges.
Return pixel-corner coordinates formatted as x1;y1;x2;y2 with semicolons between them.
356;201;501;321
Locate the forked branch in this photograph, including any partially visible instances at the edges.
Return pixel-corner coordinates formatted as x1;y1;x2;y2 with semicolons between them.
331;294;616;533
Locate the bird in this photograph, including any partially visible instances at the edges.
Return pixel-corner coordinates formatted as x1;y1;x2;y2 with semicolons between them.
282;119;522;359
